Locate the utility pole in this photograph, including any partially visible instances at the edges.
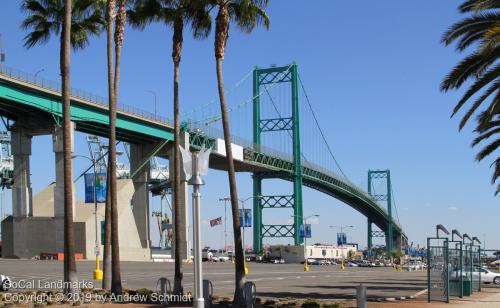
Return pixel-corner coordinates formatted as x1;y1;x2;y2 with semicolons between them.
0;33;5;64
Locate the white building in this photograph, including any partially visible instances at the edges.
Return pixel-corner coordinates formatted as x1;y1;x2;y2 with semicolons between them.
269;244;357;263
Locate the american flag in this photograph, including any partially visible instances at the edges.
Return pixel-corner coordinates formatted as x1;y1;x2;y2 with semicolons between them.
210;217;222;227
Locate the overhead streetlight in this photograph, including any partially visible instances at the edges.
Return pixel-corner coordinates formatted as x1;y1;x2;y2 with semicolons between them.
34;68;45;80
222;195;262;275
71;154;103;281
436;224;450;238
452;229;463;241
329;225;354;270
146;90;157;118
292;214;320;272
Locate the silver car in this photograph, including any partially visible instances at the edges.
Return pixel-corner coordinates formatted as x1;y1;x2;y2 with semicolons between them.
0;274;11;291
473;268;500;284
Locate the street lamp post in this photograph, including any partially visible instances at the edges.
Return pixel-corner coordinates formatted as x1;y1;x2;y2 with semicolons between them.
238;195;262;274
330;225;354;270
180;145;211;308
34;68;44;80
72;154;103;281
146;90;157;118
292;214;319;272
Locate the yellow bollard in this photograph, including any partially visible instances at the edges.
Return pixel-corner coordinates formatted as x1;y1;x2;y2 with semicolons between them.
341;262;345;270
93;256;103;281
304;263;309;272
244;260;249;275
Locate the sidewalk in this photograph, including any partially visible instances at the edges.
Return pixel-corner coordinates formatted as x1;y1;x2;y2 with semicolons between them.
369;287;500;307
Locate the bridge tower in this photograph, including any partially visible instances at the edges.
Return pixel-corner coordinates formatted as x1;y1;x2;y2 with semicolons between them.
253;64;303;253
367;170;394;256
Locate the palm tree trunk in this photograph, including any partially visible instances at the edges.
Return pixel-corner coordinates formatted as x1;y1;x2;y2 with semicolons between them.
111;0;125;296
172;18;184;297
102;0;115;291
214;5;246;305
61;0;78;296
216;57;246;305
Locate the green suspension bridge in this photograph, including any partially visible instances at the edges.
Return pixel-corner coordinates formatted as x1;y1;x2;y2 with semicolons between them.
0;63;407;254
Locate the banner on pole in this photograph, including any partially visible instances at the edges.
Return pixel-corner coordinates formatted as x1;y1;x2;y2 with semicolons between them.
299;224;312;238
337;232;347;246
84;173;107;203
239;209;252;228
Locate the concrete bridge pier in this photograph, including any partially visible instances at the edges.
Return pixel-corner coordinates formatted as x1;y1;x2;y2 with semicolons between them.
130;143;152;249
168;132;189;260
11;124;33;218
52;123;76;251
52;123;76;219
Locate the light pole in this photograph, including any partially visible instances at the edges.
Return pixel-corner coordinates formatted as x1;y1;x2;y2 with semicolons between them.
237;195;262;274
72;154;103;281
146;90;157;118
34;68;44;80
330;225;354;270
293;214;319;272
180;145;211;308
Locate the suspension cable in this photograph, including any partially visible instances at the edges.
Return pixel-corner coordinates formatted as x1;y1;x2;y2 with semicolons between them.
298;73;348;179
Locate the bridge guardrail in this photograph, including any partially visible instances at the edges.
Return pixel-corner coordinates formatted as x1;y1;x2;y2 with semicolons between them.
0;64;170;125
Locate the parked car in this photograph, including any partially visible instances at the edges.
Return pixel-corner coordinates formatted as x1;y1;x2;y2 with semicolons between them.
215;254;230;262
474;268;500;284
347;261;358;267
0;274;11;291
271;258;285;264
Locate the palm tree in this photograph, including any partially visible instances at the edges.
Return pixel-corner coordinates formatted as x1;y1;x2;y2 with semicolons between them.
128;0;211;296
111;0;126;296
103;0;116;291
20;0;103;295
211;0;269;304
102;0;126;295
442;0;500;195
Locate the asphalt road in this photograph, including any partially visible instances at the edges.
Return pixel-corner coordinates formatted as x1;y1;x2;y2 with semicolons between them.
0;260;427;300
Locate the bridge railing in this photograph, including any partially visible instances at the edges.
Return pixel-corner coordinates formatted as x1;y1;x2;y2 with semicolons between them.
0;64;171;125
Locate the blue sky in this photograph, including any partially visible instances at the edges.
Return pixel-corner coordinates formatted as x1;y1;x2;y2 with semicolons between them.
0;1;498;250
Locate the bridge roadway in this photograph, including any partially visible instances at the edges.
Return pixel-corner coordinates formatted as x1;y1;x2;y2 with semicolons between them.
0;65;406;247
0;259;426;300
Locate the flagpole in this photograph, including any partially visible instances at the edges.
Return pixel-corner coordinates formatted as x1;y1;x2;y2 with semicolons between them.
218;197;230;254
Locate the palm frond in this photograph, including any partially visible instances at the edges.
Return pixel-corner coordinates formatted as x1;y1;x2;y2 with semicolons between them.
228;0;269;33
475;137;500;161
458;79;500;129
441;12;500;49
460;0;500;13
451;64;500;119
472;125;500;146
441;48;499;91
